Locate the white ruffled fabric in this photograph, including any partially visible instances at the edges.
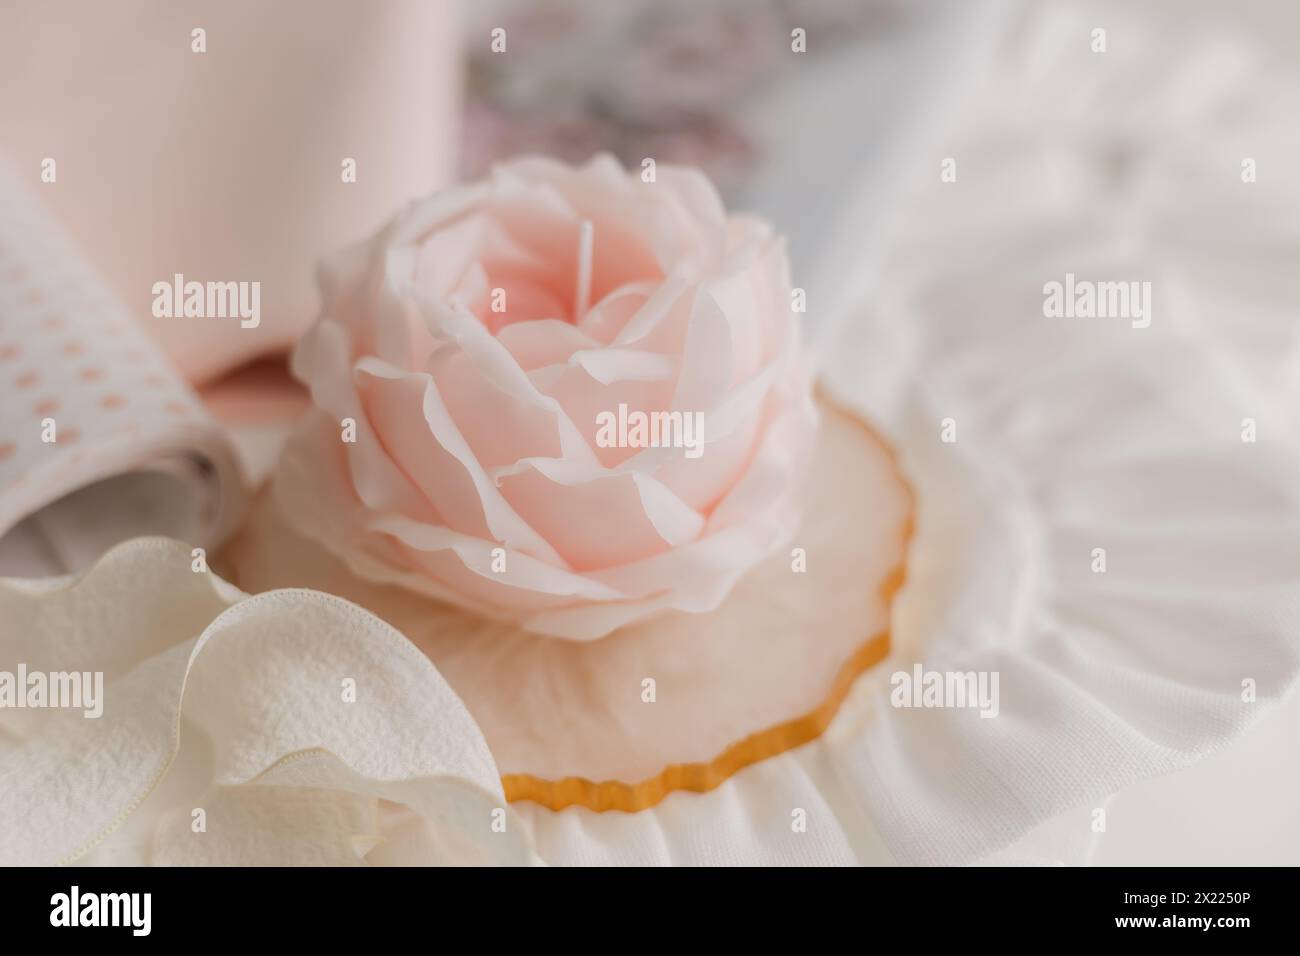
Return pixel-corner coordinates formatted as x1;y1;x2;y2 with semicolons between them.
0;538;535;866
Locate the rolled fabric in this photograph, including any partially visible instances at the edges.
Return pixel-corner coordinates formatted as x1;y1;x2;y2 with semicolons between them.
0;161;245;576
0;0;461;384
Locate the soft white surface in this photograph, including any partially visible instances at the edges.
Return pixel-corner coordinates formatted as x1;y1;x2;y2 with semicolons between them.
1093;686;1300;866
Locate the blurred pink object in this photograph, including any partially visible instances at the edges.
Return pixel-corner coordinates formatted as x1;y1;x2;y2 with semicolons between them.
0;0;462;384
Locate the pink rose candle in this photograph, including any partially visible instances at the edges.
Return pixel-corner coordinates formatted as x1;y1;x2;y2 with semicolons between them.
277;155;817;640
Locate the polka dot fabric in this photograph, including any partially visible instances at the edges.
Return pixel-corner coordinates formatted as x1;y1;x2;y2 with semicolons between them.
0;161;246;554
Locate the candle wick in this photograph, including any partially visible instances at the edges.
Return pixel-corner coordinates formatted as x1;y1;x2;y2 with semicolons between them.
575;220;594;322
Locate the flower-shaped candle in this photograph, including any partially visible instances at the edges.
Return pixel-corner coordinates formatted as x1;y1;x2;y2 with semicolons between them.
247;156;912;810
280;155;817;639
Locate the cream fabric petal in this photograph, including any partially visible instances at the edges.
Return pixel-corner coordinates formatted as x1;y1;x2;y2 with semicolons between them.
235;754;532;866
0;538;534;866
150;784;381;867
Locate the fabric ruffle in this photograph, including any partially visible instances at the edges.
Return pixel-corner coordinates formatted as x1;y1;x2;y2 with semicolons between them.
0;538;535;866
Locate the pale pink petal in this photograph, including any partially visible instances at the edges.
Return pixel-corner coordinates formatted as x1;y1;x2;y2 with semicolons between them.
497;465;703;571
496;319;599;370
357;359;566;565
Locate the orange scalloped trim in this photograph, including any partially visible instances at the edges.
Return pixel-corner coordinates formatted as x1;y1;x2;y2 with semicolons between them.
501;393;914;813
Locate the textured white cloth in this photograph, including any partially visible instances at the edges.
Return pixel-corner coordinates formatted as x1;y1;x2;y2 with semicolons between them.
0;538;534;866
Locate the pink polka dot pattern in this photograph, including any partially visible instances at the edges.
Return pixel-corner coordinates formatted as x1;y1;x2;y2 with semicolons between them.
0;161;246;548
